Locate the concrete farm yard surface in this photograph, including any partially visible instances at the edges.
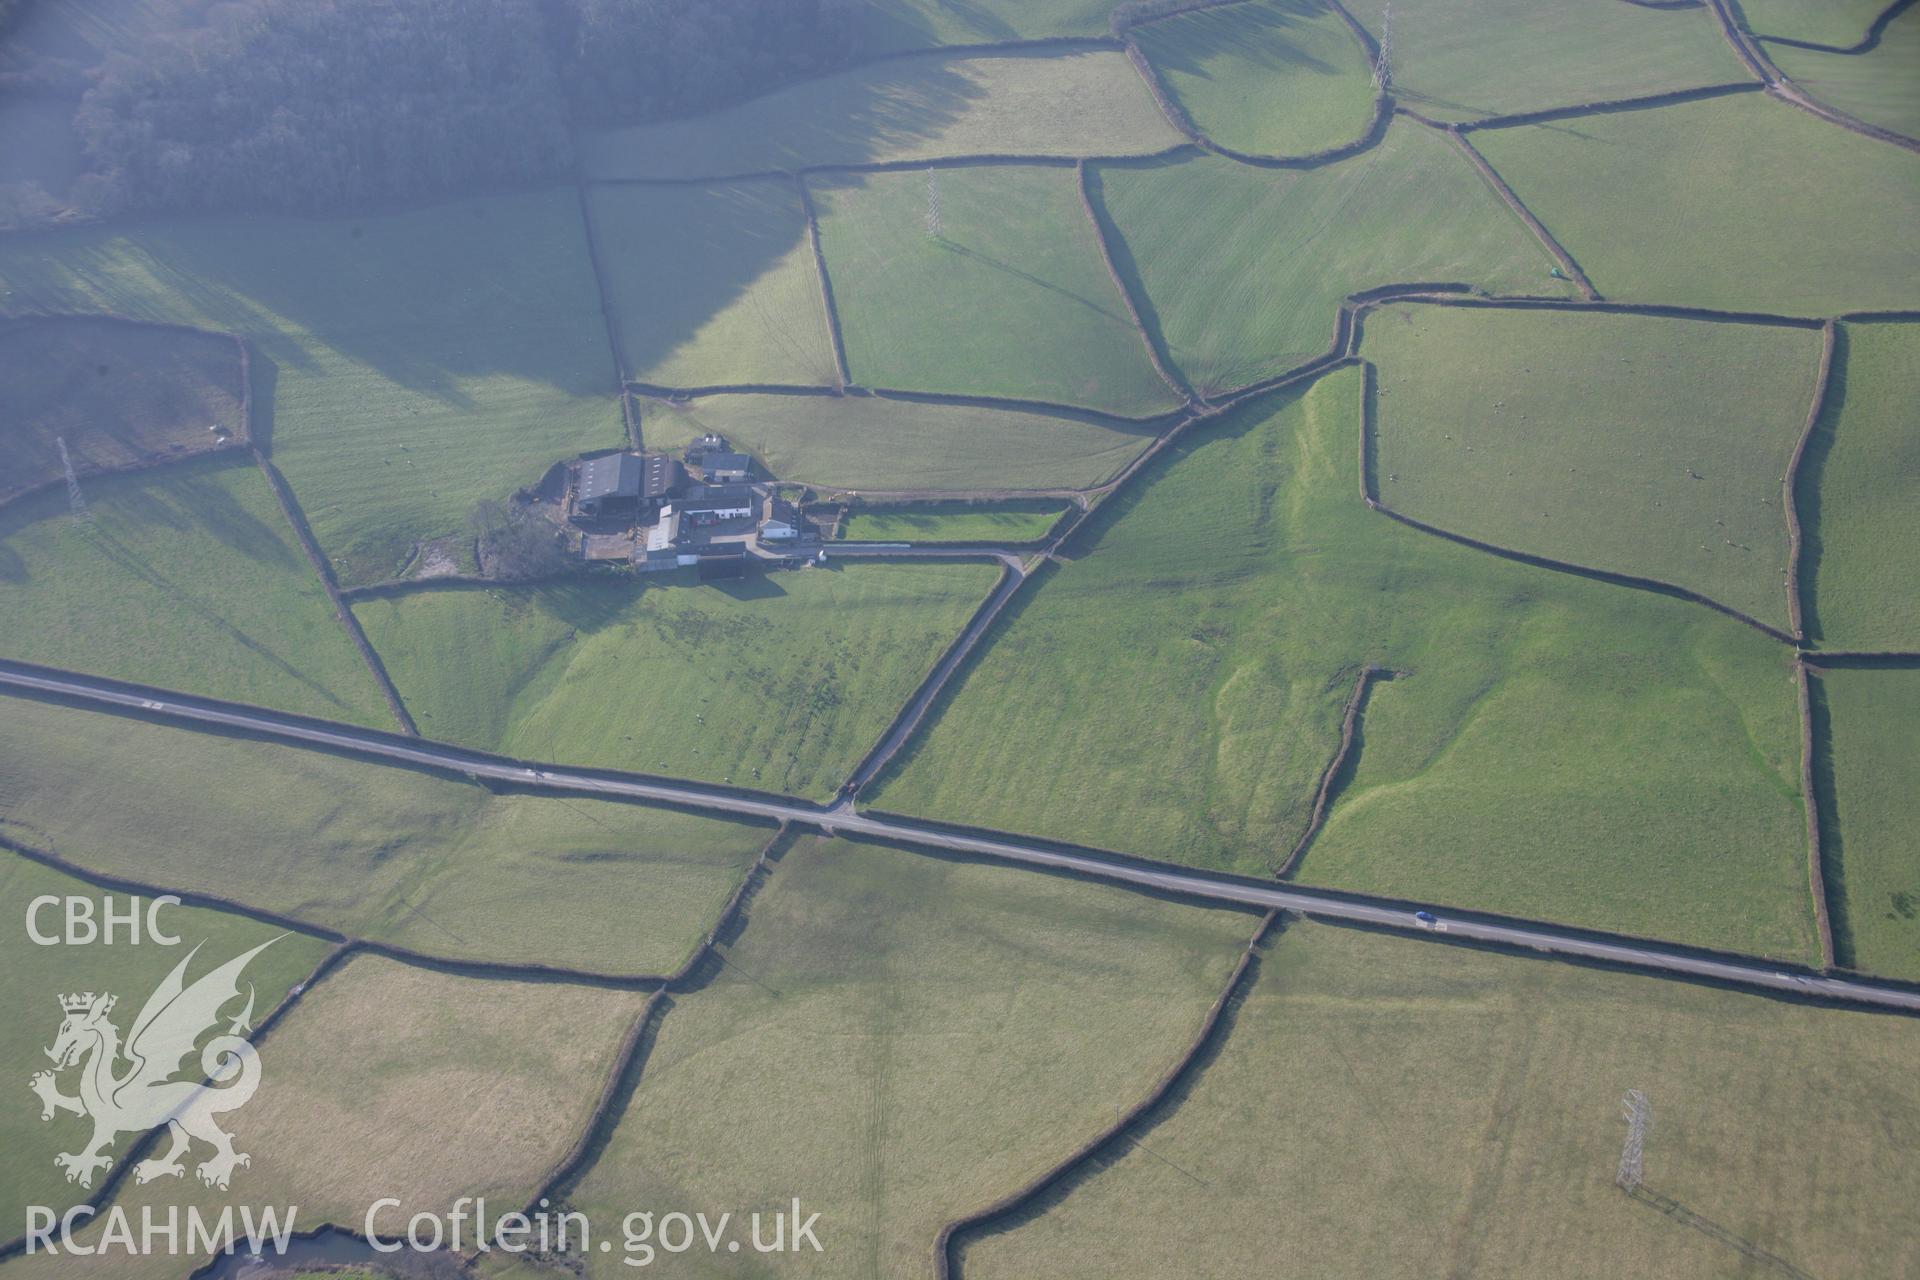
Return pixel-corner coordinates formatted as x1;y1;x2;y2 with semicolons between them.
5;3;1920;1274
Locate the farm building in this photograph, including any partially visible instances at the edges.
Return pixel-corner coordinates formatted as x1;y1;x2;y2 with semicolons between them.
678;483;756;522
575;452;643;516
761;497;803;541
574;451;685;518
701;452;753;483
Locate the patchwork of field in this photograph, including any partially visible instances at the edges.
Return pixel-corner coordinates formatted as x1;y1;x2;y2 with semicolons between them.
0;455;391;724
586;181;841;389
1769;7;1920;140
0;852;330;1230
1813;667;1920;981
0;190;623;587
636;392;1155;491
850;0;1116;53
873;370;1817;961
1738;0;1892;47
962;918;1920;1280
0;697;770;975
1365;304;1823;630
580;50;1185;181
355;563;998;800
0;316;244;501
566;834;1259;1280
1472;93;1920;315
813;165;1182;414
1342;0;1743;121
1096;123;1570;395
843;500;1068;543
1132;0;1378;157
3;954;648;1280
5;8;1920;1271
1801;322;1920;649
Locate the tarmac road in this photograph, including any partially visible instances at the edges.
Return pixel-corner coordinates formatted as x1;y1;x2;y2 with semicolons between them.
4;658;1917;1016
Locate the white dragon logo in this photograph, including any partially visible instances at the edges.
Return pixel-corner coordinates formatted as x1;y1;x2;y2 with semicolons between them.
29;939;277;1191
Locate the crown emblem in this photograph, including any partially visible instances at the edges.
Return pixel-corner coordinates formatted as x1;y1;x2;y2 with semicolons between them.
59;992;113;1015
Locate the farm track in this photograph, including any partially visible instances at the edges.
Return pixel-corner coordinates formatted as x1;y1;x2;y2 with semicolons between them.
5;658;1920;1018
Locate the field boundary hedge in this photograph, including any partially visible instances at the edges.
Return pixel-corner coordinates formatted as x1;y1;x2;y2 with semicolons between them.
0;929;353;1263
794;175;852;390
1705;0;1920;151
1076;160;1195;404
0;818;777;989
569;177;642;448
1749;0;1916;53
523;825;795;1216
934;909;1282;1279
1119;0;1394;170
1782;318;1837;643
1793;658;1838;967
841;556;1028;794
1453;81;1762;133
247;445;419;736
1439;124;1600;299
629;378;1183;431
1352;352;1800;643
1278;663;1395;877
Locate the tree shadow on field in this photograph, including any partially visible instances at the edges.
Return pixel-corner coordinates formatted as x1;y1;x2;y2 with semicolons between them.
1138;0;1359;83
0;48;998;421
848;0;1020;54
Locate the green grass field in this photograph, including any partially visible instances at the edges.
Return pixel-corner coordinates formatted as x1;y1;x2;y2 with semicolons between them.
0;851;330;1232
638;392;1155;492
1473;93;1920;315
963;917;1920;1279
1133;0;1378;157
1813;667;1920;981
586;181;840;389
580;49;1184;180
1739;0;1890;47
0;454;392;724
567;834;1258;1280
1342;0;1744;121
4;954;648;1280
873;369;1816;960
813;165;1183;415
356;563;998;800
1770;7;1920;140
0;697;771;975
0;190;623;587
843;500;1068;542
0;316;245;501
849;0;1116;53
1802;322;1920;649
1097;123;1570;395
1366;304;1822;630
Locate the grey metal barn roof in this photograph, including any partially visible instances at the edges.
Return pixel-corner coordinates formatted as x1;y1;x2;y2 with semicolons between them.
702;452;751;473
641;454;684;499
578;453;642;503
